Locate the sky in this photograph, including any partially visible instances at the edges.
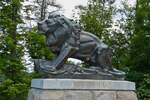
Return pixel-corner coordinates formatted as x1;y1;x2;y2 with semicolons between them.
56;0;136;18
57;0;88;18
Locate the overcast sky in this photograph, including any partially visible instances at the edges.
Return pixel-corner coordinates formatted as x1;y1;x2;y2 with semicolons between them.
56;0;136;18
57;0;88;18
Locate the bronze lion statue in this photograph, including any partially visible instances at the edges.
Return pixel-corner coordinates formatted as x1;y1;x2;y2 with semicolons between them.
35;13;125;79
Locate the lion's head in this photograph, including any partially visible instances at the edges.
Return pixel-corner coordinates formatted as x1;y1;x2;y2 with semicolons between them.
38;14;62;34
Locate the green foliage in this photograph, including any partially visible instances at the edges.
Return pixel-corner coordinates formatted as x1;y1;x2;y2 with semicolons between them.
0;0;32;99
0;35;31;100
24;29;54;78
0;0;54;98
0;0;22;34
25;29;54;60
126;0;150;99
0;78;30;100
107;1;135;69
79;0;113;39
137;74;150;99
78;0;130;69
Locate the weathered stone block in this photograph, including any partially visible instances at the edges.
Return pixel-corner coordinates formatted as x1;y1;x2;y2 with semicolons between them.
28;79;138;100
94;91;116;100
31;79;135;90
117;91;138;100
65;91;92;100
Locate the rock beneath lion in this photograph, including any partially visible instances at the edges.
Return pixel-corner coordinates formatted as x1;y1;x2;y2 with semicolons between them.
34;59;125;80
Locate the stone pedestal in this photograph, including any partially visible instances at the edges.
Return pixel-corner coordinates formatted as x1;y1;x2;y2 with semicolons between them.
28;79;138;100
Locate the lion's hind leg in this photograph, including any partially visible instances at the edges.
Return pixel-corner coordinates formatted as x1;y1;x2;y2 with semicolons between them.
95;48;125;77
95;48;113;70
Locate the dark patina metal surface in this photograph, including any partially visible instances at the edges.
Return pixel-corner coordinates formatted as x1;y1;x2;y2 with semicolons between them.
34;13;125;79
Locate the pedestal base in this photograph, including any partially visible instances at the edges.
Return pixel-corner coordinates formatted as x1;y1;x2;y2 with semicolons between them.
28;79;138;100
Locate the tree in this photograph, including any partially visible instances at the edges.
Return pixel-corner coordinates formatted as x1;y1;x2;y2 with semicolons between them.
25;29;54;61
78;0;114;39
36;0;61;20
0;0;31;99
0;0;56;98
126;0;150;99
77;0;131;69
106;1;135;69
